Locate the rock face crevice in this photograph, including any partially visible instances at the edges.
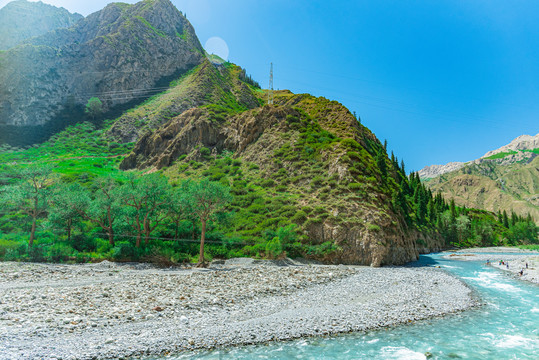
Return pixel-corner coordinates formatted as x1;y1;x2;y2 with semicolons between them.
0;0;204;144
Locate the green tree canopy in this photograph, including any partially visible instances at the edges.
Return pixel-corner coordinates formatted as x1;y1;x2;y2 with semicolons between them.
2;165;54;246
181;179;232;266
85;97;103;120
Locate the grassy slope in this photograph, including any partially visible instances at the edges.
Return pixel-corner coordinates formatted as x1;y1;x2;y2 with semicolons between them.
139;86;440;265
107;60;262;143
425;156;539;223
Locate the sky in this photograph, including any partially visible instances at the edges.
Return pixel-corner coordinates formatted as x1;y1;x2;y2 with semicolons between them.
1;0;538;171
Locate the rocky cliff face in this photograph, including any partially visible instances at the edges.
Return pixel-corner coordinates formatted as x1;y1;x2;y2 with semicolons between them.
0;0;82;50
418;162;466;179
122;89;445;266
0;0;204;145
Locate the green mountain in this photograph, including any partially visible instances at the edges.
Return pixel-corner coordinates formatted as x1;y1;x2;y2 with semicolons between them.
422;134;539;224
115;59;451;266
0;0;204;146
0;0;534;266
0;0;82;50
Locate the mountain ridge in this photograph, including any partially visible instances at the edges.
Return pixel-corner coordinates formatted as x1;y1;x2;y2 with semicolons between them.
419;133;539;179
422;133;539;224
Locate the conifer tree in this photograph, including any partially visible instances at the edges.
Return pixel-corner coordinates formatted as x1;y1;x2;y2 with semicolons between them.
502;210;509;228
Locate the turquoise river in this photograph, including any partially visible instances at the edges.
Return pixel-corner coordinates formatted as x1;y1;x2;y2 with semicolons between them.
172;254;539;359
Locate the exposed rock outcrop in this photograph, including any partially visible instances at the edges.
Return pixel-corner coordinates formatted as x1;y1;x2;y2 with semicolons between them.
482;133;539;158
0;0;204;145
418;162;466;179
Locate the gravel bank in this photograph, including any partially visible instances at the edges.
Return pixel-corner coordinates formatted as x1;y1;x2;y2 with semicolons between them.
0;259;478;360
444;250;539;285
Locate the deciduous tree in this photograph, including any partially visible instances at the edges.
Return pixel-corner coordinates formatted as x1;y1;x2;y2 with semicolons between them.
182;179;231;266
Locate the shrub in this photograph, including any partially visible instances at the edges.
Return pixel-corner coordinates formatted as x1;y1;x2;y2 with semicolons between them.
265;237;283;259
28;245;45;262
96;238;112;253
112;241;137;260
290;210;307;224
311;176;325;187
200;147;211;158
72;234;97;252
48;243;75;262
341;138;361;149
348;182;362;190
261;179;275;187
366;223;381;232
0;239;23;260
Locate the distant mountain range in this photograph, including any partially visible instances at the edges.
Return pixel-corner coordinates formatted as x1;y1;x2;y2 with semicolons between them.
420;133;539;223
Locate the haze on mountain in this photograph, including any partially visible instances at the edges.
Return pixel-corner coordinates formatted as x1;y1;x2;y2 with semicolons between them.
0;0;82;50
0;0;203;145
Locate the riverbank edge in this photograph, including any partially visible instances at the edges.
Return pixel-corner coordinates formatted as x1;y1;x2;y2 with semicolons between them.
0;261;481;360
442;247;539;285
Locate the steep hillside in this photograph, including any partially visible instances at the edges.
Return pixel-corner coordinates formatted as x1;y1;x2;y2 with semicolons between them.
425;156;539;223
121;86;446;266
422;133;539;223
108;60;262;143
0;0;204;146
0;0;82;50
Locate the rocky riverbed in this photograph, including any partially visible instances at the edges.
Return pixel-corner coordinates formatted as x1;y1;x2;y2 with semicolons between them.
0;259;478;360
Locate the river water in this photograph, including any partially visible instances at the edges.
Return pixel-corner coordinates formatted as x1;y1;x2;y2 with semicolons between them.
173;254;538;359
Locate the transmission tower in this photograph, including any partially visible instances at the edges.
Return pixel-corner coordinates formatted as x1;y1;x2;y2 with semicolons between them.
267;62;274;105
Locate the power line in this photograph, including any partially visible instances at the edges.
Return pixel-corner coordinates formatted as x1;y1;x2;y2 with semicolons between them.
39;227;253;246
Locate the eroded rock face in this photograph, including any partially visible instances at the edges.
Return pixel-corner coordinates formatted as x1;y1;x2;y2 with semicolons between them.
121;105;287;170
0;0;204;143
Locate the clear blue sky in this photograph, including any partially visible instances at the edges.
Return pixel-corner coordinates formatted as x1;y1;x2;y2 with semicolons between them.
3;0;538;171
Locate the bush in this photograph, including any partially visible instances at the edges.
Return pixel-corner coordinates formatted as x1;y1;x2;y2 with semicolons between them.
311;176;325;187
341;138;361;149
261;179;275;187
28;245;45;262
72;234;97;252
0;239;24;260
96;238;112;253
265;237;283;258
112;241;137;260
348;182;362;190
366;223;381;232
290;211;307;224
200;147;211;157
48;243;75;262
